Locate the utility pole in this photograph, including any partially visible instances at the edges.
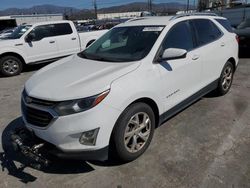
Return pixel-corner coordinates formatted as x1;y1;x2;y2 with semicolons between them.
198;0;209;11
93;0;97;20
186;0;190;12
148;0;152;12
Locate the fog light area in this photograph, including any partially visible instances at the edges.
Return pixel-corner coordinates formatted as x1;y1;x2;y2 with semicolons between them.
79;128;99;146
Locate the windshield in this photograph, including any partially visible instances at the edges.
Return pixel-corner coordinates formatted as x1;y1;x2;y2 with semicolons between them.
7;25;31;39
79;26;164;62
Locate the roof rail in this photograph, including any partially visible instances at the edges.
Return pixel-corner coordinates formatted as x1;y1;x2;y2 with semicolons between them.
126;17;148;22
170;12;218;20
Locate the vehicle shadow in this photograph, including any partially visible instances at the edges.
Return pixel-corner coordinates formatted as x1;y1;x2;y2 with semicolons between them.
0;117;100;184
23;62;50;73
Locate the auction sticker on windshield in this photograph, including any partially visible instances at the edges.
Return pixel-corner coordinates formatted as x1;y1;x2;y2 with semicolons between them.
143;27;164;32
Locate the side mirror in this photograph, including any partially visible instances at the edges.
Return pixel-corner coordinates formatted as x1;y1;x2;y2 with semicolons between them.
25;33;35;43
159;48;187;61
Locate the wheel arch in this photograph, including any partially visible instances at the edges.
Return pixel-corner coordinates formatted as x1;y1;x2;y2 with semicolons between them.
129;97;160;127
227;57;236;72
108;97;160;158
110;97;160;141
0;52;26;65
86;39;96;48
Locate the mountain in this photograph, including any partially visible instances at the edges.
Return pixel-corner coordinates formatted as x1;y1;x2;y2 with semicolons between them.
0;4;81;16
98;2;190;13
0;2;194;18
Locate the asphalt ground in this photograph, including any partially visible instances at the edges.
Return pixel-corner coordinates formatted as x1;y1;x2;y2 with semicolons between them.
0;50;250;188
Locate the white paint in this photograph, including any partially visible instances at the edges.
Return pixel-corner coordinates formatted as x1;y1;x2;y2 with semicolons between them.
23;15;239;157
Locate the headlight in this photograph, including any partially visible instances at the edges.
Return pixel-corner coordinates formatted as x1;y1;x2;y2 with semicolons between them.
54;90;110;116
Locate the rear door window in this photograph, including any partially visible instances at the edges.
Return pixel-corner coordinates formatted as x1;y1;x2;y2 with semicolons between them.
53;23;73;36
192;19;222;46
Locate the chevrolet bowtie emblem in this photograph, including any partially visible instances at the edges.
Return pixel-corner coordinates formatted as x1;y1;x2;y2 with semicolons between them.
25;96;33;104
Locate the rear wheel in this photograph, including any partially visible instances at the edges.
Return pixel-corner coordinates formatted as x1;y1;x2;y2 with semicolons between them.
0;56;23;76
112;103;155;162
215;61;234;96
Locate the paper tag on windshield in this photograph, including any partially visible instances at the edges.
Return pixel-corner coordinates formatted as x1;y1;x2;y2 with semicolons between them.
143;27;164;32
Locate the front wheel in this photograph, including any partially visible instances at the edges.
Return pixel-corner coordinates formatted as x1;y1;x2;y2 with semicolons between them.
112;103;155;162
0;56;23;77
215;61;234;96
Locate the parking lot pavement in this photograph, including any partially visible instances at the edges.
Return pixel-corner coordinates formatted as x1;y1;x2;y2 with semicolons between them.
0;58;250;188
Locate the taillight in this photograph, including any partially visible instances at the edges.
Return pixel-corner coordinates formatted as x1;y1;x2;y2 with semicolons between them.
236;35;239;43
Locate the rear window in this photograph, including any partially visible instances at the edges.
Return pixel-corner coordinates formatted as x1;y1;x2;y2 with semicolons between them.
215;19;233;33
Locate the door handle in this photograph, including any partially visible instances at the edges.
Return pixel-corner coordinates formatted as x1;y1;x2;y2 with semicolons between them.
49;41;55;44
221;42;225;47
15;43;23;46
192;54;200;60
71;37;76;40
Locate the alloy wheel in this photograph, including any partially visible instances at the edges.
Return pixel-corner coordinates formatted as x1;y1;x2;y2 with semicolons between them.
222;65;233;91
3;59;20;75
124;112;151;153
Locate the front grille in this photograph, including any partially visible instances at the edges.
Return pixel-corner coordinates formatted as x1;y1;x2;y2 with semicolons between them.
22;90;57;107
22;99;54;127
27;97;57;107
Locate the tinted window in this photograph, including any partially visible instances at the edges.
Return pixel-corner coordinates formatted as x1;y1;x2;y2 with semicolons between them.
192;19;222;46
30;23;73;41
53;23;73;35
162;21;194;51
31;24;54;41
216;19;233;33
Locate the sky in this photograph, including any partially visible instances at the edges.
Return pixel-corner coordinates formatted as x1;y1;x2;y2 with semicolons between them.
0;0;186;10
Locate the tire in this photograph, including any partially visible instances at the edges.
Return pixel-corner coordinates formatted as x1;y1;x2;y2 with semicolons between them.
215;61;234;96
0;56;23;77
112;103;155;162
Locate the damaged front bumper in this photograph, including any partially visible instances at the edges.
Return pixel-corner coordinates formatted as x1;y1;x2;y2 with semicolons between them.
10;128;50;166
10;127;109;167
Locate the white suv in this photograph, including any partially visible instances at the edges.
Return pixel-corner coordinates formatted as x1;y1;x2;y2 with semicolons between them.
21;15;238;162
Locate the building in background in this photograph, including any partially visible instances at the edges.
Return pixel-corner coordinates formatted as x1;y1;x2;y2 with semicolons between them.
208;0;248;8
97;12;141;20
0;16;17;31
0;14;63;26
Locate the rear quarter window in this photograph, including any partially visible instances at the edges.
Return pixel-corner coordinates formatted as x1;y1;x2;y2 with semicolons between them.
215;19;234;33
192;19;222;47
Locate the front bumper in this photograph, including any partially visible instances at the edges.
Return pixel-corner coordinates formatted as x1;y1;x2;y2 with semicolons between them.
49;144;109;161
21;95;122;154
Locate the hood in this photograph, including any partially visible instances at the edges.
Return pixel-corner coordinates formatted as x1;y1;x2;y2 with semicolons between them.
0;38;20;46
25;54;140;101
